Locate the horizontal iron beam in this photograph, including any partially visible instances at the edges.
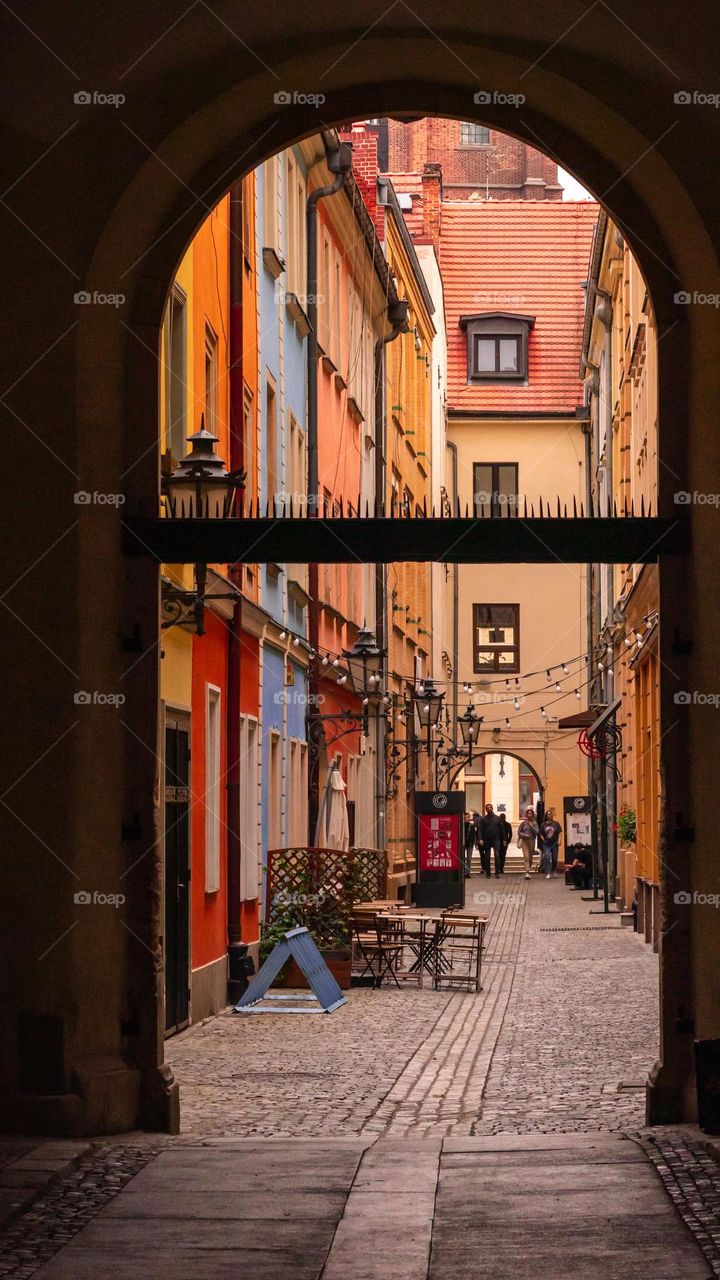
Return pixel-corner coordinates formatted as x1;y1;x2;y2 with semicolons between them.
123;516;689;565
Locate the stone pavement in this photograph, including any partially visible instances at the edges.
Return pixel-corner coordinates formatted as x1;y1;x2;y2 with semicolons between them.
0;1141;91;1230
13;1134;712;1279
2;874;714;1278
166;873;658;1138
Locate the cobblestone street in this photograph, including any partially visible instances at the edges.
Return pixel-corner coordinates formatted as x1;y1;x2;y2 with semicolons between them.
6;876;715;1280
166;873;658;1138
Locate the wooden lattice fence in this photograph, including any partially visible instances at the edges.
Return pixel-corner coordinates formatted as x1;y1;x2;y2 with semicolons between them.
264;846;387;950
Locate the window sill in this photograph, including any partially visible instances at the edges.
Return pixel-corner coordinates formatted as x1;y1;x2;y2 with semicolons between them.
262;246;285;279
285;292;310;338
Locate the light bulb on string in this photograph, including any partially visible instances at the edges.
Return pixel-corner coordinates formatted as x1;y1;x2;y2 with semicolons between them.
562;664;568;673
279;630;287;640
575;689;581;699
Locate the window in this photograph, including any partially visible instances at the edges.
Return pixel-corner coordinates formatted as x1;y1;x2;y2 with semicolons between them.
473;604;520;673
163;285;187;464
268;731;282;849
242;387;256;592
262;155;280;255
265;376;278;504
205;685;222;892
239;716;261;900
476;334;521;374
285;151;306;299
204;323;218;433
241;174;252;265
286;412;308;594
287;739;308;846
473;463;518;518
460;122;490;147
460;312;534;382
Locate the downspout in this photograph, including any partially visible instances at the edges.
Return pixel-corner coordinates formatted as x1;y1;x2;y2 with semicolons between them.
446;440;459;751
374;298;409;849
226;180;248;1000
305;139;352;842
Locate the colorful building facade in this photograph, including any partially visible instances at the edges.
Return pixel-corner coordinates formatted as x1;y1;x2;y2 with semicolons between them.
582;210;660;936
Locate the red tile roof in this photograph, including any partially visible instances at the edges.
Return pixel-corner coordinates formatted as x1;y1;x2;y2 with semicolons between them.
440;200;598;414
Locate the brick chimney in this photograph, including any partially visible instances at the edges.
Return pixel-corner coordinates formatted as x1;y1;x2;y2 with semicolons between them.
420;163;442;251
338;123;383;238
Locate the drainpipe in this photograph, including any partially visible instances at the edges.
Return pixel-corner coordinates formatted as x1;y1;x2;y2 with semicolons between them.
446;440;459;751
226;180;249;1001
305;138;352;841
373;298;409;849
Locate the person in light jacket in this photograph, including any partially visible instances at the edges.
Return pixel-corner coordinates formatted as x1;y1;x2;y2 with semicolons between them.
517;808;538;880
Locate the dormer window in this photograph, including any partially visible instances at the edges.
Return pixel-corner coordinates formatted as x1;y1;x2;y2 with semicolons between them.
460;312;535;383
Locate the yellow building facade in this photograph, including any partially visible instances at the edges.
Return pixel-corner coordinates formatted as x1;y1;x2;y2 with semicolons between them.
583;211;660;936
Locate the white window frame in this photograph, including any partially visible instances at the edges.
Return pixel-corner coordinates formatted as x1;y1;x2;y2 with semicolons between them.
205;684;222;893
239;714;261;900
287;738;308;847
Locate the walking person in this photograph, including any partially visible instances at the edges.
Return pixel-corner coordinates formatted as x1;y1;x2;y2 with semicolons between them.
497;813;513;876
478;803;503;878
517;808;539;880
463;810;478;878
539;808;563;879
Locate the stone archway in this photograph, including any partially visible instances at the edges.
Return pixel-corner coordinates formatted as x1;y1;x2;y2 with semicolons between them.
3;5;720;1134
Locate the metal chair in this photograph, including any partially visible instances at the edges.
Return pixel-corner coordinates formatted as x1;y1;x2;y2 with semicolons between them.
351;910;402;988
432;914;486;992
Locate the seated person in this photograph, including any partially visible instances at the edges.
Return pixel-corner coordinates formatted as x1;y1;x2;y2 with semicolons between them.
566;843;593;890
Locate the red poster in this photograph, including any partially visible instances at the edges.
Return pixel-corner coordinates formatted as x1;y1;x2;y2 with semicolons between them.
418;813;460;872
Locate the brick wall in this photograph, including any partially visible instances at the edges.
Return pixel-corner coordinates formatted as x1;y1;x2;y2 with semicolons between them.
387;117;561;200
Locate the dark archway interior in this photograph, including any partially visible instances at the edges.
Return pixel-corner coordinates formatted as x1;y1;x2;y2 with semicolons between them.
2;4;719;1137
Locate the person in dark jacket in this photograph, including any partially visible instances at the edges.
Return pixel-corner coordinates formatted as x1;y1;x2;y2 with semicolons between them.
478;803;504;878
463;811;479;878
497;814;513;876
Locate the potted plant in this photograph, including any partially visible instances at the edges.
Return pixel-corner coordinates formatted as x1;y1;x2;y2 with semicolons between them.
260;892;352;989
617;807;637;845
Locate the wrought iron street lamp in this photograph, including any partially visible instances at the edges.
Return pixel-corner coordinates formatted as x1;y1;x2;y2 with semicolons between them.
161;416;245;634
414;677;445;754
342;626;383;700
458;703;483;766
164;416;245;519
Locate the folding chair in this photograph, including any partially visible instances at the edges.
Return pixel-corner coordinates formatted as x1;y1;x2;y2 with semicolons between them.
433;915;486;992
352;911;401;988
377;912;430;988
